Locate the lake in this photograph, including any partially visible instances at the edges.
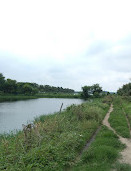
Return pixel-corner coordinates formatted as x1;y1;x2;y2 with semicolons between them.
0;98;84;134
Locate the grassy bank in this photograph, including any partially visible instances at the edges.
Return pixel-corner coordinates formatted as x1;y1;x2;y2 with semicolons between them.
36;93;81;99
0;93;81;102
0;98;109;170
121;97;131;128
109;96;130;138
72;126;130;171
0;95;38;102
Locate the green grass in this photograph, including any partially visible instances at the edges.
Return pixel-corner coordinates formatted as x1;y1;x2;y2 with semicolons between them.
0;99;109;170
36;93;81;99
0;95;38;102
72;126;127;171
0;93;81;103
121;97;131;128
109;97;130;138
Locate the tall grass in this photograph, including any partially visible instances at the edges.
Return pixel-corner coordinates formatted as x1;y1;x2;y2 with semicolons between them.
0;95;38;102
121;97;131;128
0;99;109;170
109;97;130;138
0;93;81;103
72;126;126;171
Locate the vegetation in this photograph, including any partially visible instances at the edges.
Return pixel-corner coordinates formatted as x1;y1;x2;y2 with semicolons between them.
35;93;80;99
0;73;75;95
109;97;130;138
0;93;80;102
81;84;102;99
121;97;131;128
117;82;131;96
72;126;127;171
0;99;109;170
0;95;38;102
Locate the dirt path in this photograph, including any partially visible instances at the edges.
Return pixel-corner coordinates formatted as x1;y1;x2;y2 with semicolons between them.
103;104;131;165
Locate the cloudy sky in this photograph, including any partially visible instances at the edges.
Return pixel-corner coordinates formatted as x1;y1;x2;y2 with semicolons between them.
0;0;131;92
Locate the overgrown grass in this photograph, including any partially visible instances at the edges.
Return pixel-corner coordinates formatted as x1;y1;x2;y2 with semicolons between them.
72;126;126;171
121;97;131;128
109;97;130;138
36;93;81;99
0;99;109;170
0;95;38;102
0;93;81;103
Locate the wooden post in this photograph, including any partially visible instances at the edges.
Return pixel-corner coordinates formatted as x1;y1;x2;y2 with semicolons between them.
59;103;63;114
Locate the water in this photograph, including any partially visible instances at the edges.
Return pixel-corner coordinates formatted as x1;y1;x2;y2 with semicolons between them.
0;98;84;134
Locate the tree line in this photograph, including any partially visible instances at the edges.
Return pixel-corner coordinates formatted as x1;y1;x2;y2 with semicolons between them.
0;73;74;95
117;83;131;96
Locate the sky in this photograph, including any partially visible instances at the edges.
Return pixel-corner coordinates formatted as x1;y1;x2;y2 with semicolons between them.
0;0;131;92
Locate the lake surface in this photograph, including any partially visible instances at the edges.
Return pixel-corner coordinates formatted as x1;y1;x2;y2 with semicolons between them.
0;98;84;134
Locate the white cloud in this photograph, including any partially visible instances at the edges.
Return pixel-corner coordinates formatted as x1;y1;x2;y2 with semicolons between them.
0;0;131;91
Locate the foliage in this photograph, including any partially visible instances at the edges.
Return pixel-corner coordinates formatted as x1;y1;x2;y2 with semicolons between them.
102;95;113;105
0;99;109;170
109;97;130;138
0;73;75;95
0;73;5;92
73;126;125;171
81;84;102;99
122;98;131;128
117;82;131;96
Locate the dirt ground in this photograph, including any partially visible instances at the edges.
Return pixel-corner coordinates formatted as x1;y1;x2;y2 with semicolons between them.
103;104;131;165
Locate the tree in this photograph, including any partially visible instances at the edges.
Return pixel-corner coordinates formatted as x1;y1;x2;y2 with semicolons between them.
4;79;17;94
117;83;131;96
23;84;33;95
81;86;92;99
0;73;5;92
81;84;103;99
92;84;102;95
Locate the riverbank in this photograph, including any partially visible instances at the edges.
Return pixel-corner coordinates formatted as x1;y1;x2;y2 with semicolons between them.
1;96;130;170
0;97;109;170
72;96;131;170
0;93;81;102
0;95;38;102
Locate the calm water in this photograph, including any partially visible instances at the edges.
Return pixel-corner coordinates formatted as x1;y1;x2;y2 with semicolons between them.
0;98;84;134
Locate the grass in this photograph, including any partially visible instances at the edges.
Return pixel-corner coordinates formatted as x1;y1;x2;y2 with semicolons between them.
121;97;131;128
0;98;109;170
0;93;81;103
36;93;81;99
72;126;127;171
0;95;38;102
109;96;130;138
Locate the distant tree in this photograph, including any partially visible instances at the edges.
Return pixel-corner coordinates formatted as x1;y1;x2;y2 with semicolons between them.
0;73;74;95
81;86;92;99
117;83;131;96
4;79;17;94
81;84;103;99
0;73;5;92
92;84;102;95
23;84;33;95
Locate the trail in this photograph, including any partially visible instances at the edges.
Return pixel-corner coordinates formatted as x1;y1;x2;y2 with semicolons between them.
103;104;131;165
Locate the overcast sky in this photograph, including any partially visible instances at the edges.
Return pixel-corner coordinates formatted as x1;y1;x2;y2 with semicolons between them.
0;0;131;92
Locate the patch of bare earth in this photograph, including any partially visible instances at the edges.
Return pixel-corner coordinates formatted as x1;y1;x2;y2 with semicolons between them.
103;104;131;165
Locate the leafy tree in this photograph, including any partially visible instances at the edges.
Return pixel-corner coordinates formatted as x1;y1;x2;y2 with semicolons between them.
23;84;33;95
0;73;5;92
0;73;74;95
92;84;102;95
117;83;131;96
81;86;92;99
4;79;17;94
81;84;102;99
